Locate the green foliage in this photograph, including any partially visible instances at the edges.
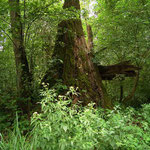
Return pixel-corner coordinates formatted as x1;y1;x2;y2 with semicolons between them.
0;0;150;149
0;0;87;132
94;0;150;64
0;114;32;150
30;89;150;150
92;0;150;105
1;88;150;150
0;45;17;131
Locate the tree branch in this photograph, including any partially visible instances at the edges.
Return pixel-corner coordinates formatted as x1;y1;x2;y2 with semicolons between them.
98;61;141;80
0;26;17;48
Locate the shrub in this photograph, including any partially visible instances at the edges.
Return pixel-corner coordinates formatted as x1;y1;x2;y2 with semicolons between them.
1;88;150;150
30;88;150;150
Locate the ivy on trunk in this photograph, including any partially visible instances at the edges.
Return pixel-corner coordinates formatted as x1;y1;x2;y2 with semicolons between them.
9;0;32;114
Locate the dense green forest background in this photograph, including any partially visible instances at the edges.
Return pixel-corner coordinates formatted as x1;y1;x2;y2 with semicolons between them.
0;0;150;149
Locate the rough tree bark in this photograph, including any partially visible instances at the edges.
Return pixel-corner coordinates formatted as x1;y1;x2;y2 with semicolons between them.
52;0;113;108
9;0;32;114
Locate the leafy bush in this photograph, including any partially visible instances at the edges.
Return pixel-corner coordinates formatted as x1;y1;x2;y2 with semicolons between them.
1;88;150;150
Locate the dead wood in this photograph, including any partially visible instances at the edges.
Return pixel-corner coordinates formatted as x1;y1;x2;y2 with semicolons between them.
98;61;141;80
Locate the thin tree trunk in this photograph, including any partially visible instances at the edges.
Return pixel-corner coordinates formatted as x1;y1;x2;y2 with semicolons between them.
9;0;32;114
122;71;139;104
86;23;94;52
120;84;123;102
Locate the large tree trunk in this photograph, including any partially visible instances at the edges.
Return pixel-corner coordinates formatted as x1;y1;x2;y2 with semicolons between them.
9;0;32;114
52;0;113;108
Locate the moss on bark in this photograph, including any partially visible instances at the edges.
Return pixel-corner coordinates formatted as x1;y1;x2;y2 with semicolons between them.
51;0;113;108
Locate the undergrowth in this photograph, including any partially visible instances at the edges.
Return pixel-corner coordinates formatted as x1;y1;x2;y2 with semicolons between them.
0;87;150;150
